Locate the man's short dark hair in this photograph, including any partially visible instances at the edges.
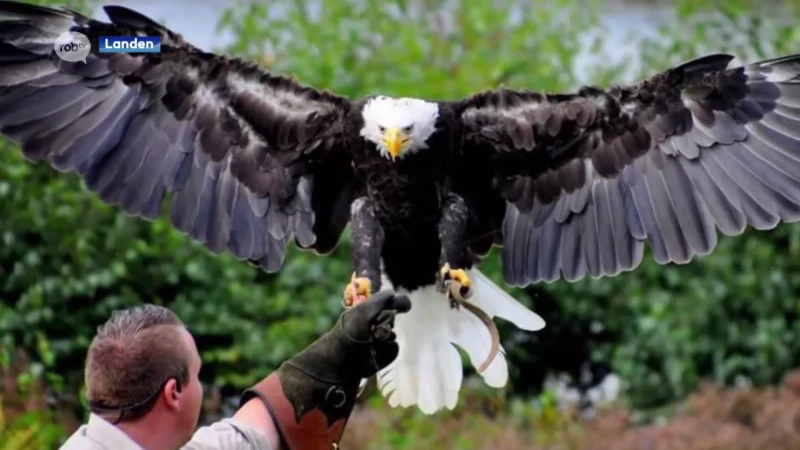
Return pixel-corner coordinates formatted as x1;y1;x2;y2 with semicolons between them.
85;304;191;422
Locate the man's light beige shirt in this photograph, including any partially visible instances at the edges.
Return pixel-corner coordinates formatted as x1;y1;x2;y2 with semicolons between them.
59;414;275;450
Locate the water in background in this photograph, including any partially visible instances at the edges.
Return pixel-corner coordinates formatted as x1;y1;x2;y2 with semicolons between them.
91;0;672;85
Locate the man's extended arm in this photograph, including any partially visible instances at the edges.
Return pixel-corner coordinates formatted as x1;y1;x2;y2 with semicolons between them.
228;291;410;449
183;415;279;450
232;398;281;449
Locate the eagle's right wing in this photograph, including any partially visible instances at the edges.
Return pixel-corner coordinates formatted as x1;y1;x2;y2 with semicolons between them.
0;2;358;272
447;52;800;286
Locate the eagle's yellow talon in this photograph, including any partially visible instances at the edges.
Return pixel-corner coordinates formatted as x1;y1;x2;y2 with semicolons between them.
439;263;473;301
343;272;372;308
438;263;497;372
449;269;470;288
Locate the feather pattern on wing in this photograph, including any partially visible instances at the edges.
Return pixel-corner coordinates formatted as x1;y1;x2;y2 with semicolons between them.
0;2;357;270
448;53;800;286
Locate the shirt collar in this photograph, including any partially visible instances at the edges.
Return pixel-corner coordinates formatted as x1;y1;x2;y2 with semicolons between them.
85;414;145;450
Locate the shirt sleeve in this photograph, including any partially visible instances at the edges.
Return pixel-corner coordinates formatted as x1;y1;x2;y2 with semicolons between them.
181;418;276;450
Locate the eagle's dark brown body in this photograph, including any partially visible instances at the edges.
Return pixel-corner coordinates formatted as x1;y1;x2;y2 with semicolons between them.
342;103;468;291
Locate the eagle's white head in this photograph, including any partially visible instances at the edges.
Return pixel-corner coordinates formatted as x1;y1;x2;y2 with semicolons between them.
359;96;440;161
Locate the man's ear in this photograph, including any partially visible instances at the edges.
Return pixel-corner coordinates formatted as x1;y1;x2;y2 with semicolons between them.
163;378;182;411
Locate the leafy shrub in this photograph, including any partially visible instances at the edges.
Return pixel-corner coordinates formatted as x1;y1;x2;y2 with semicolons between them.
0;402;65;450
0;350;66;450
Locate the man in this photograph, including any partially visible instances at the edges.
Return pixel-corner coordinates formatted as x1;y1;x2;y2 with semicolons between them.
60;291;411;450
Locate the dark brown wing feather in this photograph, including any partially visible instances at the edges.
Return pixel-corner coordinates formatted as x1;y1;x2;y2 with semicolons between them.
0;2;357;272
448;52;800;286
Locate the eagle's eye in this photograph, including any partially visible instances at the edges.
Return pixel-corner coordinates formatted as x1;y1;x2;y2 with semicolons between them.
403;125;413;133
378;125;386;133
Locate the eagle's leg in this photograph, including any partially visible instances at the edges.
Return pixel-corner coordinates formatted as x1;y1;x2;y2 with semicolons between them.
437;194;500;373
343;197;384;308
437;193;473;309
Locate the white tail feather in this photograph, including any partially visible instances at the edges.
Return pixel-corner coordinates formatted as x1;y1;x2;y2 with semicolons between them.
374;268;545;415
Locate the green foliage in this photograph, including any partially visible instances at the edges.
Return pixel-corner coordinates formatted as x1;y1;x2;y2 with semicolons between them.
217;0;608;97
0;397;64;450
3;3;800;446
636;0;800;74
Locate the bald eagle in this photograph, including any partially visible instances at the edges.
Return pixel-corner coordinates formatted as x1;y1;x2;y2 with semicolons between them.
3;1;800;415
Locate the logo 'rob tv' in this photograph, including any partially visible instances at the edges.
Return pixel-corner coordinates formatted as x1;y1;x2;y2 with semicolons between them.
99;36;161;53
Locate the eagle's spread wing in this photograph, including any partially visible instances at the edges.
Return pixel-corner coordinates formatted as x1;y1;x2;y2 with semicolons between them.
449;53;800;286
0;3;357;271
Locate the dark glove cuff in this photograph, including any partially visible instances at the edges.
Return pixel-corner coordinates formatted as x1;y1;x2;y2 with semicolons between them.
239;366;358;450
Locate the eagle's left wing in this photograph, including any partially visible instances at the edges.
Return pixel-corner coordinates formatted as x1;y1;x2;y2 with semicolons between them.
447;52;800;286
0;2;358;273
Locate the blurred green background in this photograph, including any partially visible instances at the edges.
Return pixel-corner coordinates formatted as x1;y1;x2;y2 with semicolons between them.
2;0;800;449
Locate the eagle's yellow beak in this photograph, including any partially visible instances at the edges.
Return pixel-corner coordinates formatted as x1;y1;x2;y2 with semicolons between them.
383;127;406;160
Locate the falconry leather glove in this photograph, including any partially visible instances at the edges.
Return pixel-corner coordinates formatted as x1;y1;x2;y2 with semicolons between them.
239;290;411;450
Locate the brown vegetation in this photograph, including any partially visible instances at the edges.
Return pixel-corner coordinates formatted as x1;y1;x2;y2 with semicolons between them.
342;370;800;450
0;350;81;435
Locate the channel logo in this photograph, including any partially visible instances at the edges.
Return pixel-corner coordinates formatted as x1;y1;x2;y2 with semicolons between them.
99;36;161;53
54;31;91;63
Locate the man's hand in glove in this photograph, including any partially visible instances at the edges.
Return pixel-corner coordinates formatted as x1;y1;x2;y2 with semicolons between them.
286;289;411;386
235;290;412;450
